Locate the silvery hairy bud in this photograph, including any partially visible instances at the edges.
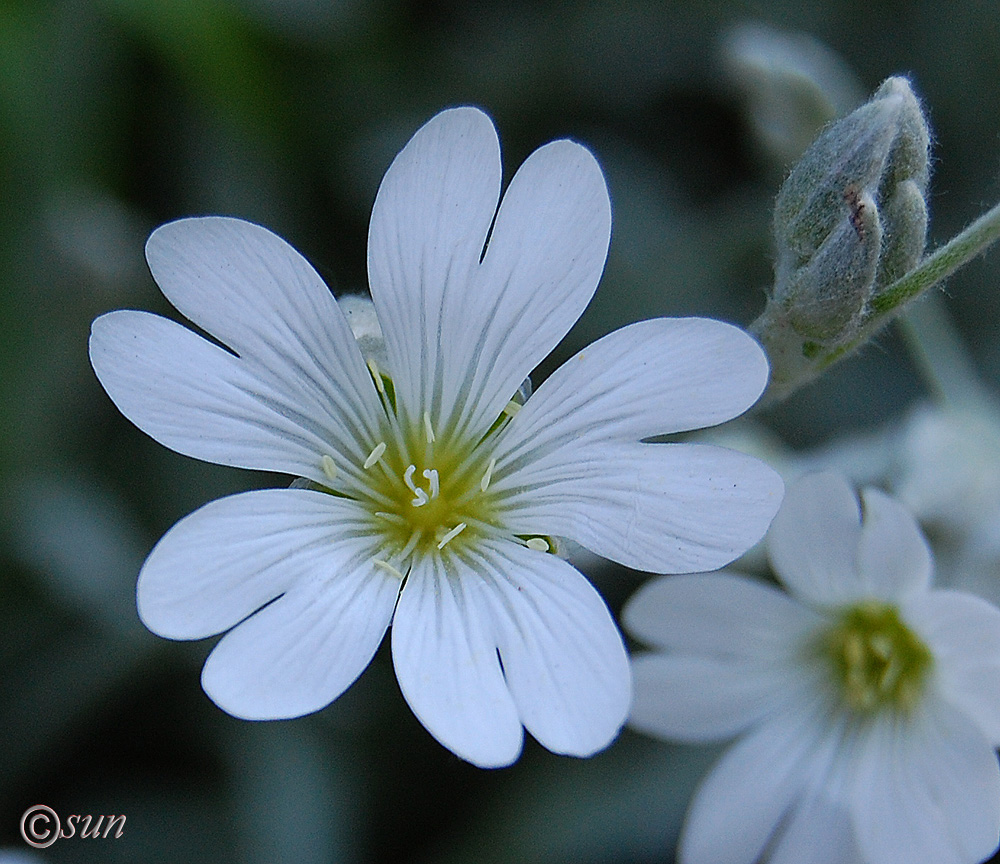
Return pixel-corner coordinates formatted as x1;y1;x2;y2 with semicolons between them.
751;76;930;401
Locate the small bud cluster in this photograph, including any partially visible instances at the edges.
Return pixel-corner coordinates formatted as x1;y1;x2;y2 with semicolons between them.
751;77;930;401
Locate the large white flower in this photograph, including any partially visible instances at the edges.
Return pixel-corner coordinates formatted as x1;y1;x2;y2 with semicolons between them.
89;107;782;768
626;471;1000;864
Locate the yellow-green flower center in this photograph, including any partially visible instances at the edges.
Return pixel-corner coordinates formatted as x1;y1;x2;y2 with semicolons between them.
308;367;552;571
820;600;933;714
362;422;502;557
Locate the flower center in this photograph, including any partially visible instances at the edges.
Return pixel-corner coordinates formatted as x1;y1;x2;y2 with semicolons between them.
820;600;933;714
307;365;550;571
352;413;501;560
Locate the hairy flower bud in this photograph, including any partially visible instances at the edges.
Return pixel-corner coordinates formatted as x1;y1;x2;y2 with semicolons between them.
751;76;931;399
872;78;930;290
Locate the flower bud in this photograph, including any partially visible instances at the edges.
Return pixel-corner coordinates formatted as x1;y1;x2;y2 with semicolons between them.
720;23;864;166
339;293;388;370
751;76;931;400
872;77;930;291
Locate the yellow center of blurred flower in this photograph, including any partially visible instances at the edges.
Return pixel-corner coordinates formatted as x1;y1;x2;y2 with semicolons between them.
821;600;933;714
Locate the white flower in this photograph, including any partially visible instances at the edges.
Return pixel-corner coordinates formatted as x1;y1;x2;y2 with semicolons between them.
893;403;1000;539
889;404;1000;604
89;107;782;768
625;471;1000;864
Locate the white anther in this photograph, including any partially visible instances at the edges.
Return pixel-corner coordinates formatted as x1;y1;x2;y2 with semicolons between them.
502;400;521;418
480;458;496;492
526;537;549;552
364;442;387;469
373;559;405;580
367;359;386;394
437;522;467;550
422;468;440;500
321;455;338;483
423;411;435;443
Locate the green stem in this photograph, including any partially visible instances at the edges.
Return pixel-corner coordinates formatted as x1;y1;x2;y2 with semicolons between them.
870;200;1000;315
755;199;1000;406
812;199;1000;375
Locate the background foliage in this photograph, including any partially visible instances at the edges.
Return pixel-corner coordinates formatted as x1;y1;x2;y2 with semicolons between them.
2;0;1000;861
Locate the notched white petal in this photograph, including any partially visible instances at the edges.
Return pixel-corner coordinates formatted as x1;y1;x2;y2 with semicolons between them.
391;557;523;768
201;556;400;721
856;486;933;597
137;489;382;640
367;106;502;424
475;539;631;757
680;710;825;864
903;590;1000;744
452;139;613;437
852;701;1000;864
768;471;863;606
492;318;782;572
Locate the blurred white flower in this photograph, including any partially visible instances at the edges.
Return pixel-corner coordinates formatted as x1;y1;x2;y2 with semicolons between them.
893;402;1000;534
89;106;781;768
626;472;1000;864
0;851;48;864
889;401;1000;607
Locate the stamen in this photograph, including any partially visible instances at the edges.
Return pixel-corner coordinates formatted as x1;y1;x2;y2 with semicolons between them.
398;529;422;561
526;537;549;552
321;455;338;483
423;411;436;443
502;400;521;418
480;458;496;492
422;468;440;499
374;511;407;526
844;632;865;667
367;359;386;395
870;634;893;660
364;442;387;469
373;559;405;580
437;522;467;550
880;656;902;690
